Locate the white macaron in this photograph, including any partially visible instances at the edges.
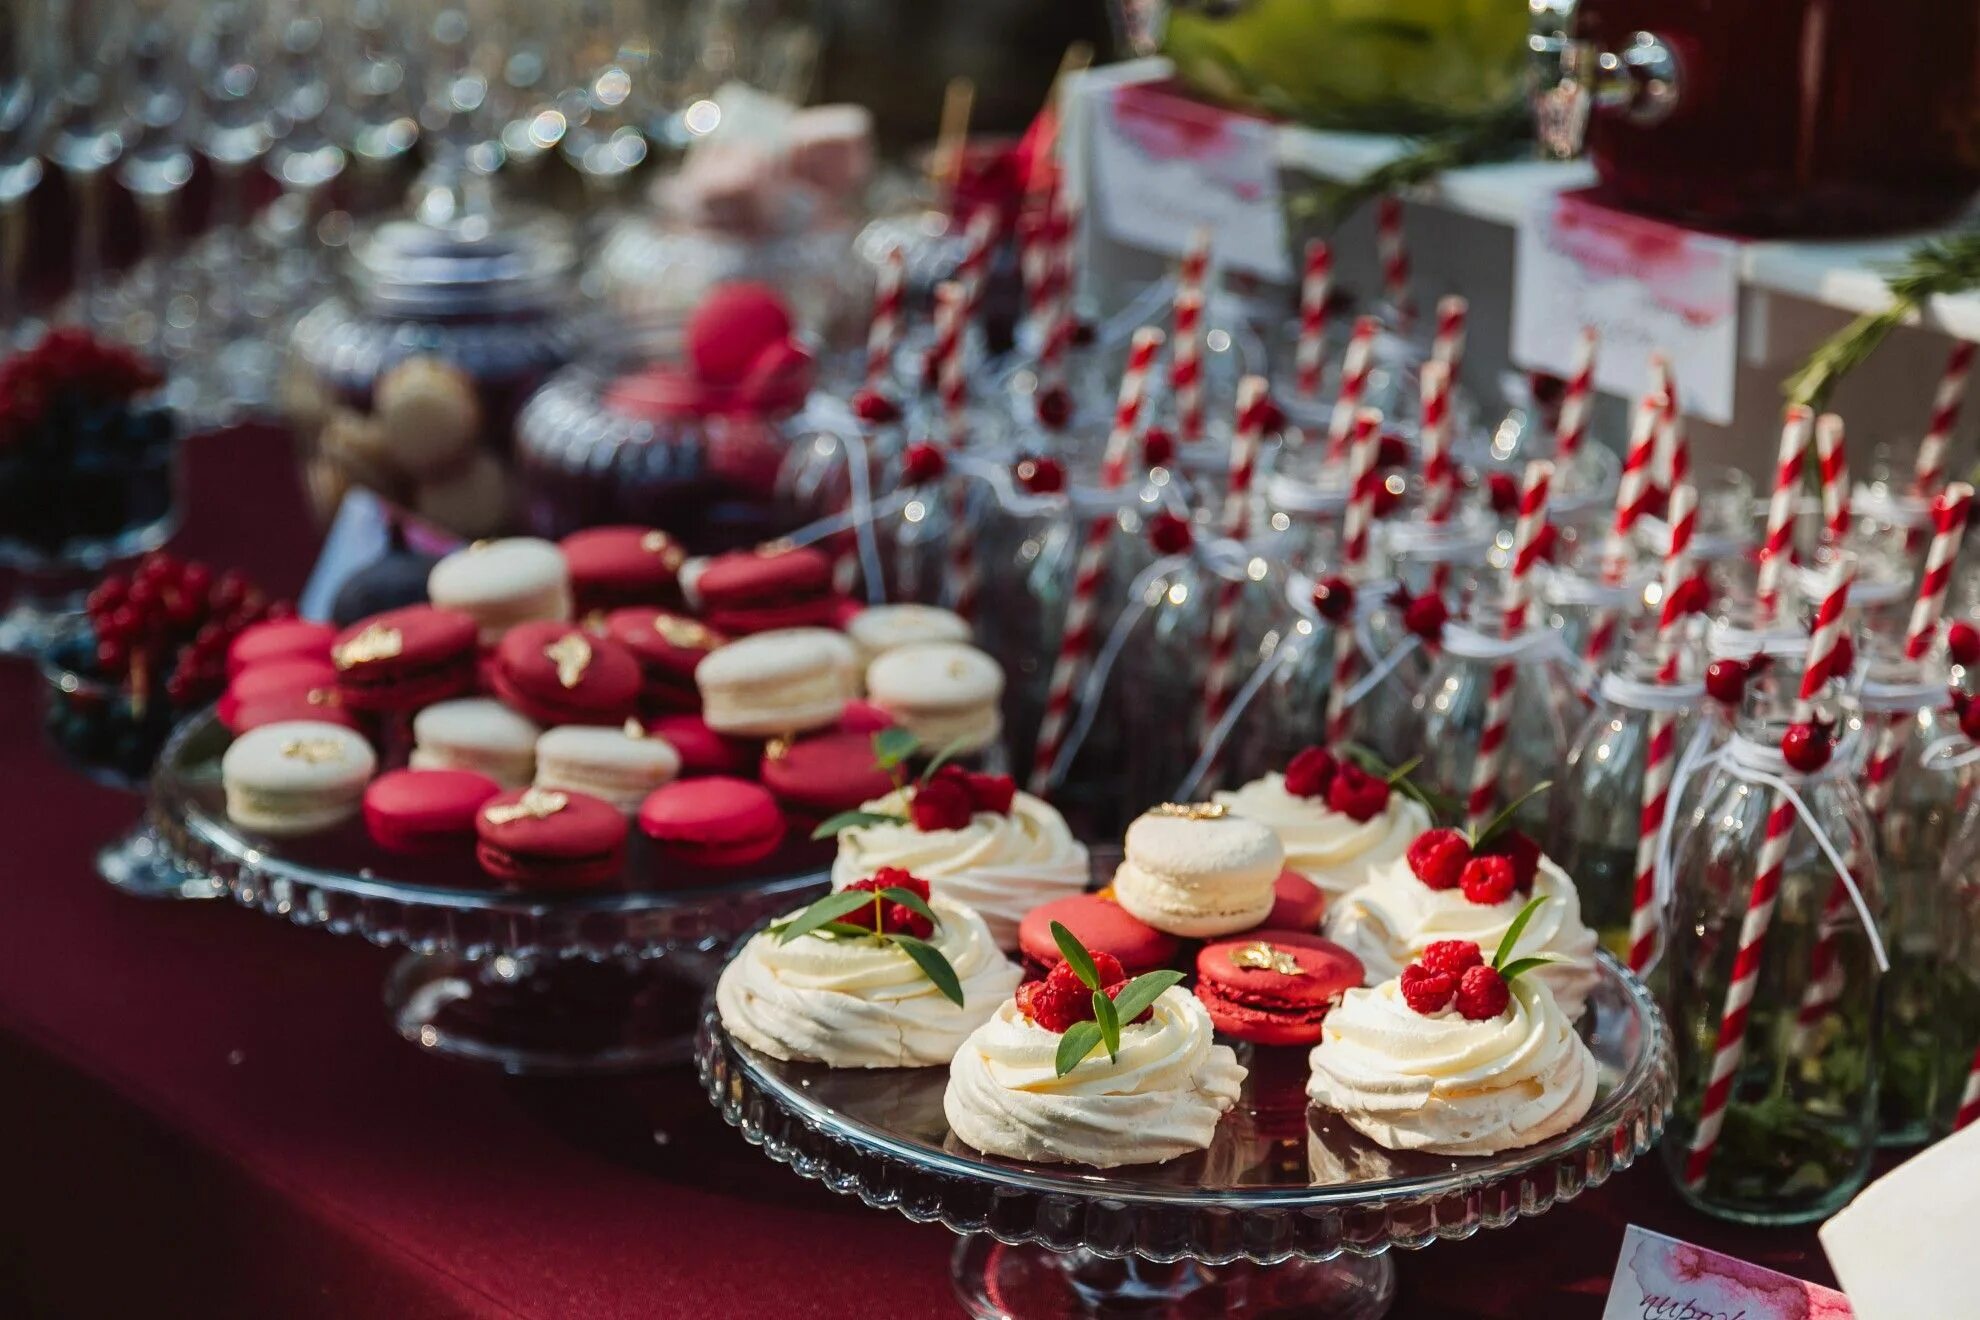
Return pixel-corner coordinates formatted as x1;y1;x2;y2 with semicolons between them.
695;627;858;737
843;604;972;669
427;537;572;642
221;720;378;837
533;722;684;815
1111;803;1284;938
409;698;542;788
864;641;1004;755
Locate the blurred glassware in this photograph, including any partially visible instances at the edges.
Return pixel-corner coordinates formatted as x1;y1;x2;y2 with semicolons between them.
0;3;52;344
111;0;197;359
46;0;136;328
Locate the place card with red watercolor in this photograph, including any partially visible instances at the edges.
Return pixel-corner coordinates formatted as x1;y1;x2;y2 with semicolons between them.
1602;1226;1852;1320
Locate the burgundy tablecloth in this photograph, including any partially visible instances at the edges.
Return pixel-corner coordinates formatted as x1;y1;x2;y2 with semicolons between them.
0;427;1839;1318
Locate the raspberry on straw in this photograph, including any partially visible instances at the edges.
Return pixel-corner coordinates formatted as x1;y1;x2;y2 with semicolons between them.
1465;460;1552;836
1626;481;1696;974
1553;326;1598;463
1028;326;1164;796
1170;226;1212;444
1756;406;1815;624
1325;315;1379;460
1684;552;1855;1191
1323;408;1384;745
1814;412;1851;551
1200;376;1268;744
1294;239;1332;399
1376;194;1412;330
863;246;905;397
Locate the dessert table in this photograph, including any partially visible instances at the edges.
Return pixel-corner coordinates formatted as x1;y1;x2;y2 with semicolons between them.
0;425;1842;1318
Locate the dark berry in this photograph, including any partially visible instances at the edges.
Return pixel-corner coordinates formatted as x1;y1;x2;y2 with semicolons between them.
1148;511;1193;555
1704;658;1748;707
1312;575;1355;623
1949;621;1980;667
1781;722;1832;774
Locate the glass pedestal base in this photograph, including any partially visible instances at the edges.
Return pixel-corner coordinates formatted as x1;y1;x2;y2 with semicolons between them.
952;1239;1396;1320
97;821;222;900
0;586;85;659
385;952;717;1076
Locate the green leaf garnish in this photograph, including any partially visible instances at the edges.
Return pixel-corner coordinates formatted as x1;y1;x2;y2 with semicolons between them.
917;734;975;785
892;935;965;1007
1091;990;1121;1062
878;885;940;930
809;809;909;840
1384;755;1422;787
1055;1021;1106;1078
1051;920;1103;991
872;726;920;771
1107;969;1185;1026
775;889;880;943
1492;895;1551;971
1496;955;1563;983
1469;779;1553;849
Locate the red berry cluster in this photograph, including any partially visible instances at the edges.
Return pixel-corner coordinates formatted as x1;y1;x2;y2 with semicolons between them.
1399;941;1508;1020
1147;509;1193;555
1405;827;1541;904
0;328;163;451
910;767;1018;832
1282;746;1391;822
1396;589;1449;643
1014;454;1065;494
900;442;947;485
1016;952;1154;1033
850;389;902;425
85;553;289;710
836;867;934;938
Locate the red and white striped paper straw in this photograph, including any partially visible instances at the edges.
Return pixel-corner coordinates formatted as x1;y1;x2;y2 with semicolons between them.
1323;409;1384;745
864;246;905;395
1294;239;1332;399
1466;460;1553;835
1627;481;1697;973
1650;355;1689;498
1956;1042;1980;1130
1815;412;1851;549
1376;195;1412;329
1431;294;1468;378
931;282;977;619
1756;406;1815;624
1419;358;1457;599
1171;227;1212;444
1201;377;1269;735
1583;395;1661;669
1019;197;1058;341
1327;315;1380;460
1027;327;1164;794
1685;553;1855;1190
957;208;999;326
1914;340;1975;499
1554;327;1598;463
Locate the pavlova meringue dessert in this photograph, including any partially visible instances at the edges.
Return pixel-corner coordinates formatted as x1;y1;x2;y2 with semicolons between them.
945;932;1246;1168
1307;926;1598;1156
831;766;1088;950
1214;746;1432;903
1325;825;1599;1019
717;869;1020;1068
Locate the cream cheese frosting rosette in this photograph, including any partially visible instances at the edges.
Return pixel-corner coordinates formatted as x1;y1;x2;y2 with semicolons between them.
945;987;1246;1168
830;769;1088;951
1213;747;1432;903
1324;833;1600;1019
716;885;1020;1068
1306;947;1598;1157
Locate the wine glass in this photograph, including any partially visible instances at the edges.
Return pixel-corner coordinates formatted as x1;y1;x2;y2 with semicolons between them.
342;0;422;213
258;0;349;313
557;0;652;204
113;0;197;358
45;0;136;329
0;5;50;344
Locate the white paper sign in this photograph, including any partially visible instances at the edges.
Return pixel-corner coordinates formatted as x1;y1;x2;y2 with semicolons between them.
1603;1225;1852;1320
1085;81;1290;282
1513;193;1741;425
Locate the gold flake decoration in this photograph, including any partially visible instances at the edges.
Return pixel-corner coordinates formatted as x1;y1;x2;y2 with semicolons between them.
754;537;796;558
641;531;686;569
652;614;718;649
543;633;593;689
280;737;347;765
332;623;402;670
484;788;569;825
624;718;646;739
765;737;791;761
305;687;341;707
1151;802;1228;821
1228;941;1306;976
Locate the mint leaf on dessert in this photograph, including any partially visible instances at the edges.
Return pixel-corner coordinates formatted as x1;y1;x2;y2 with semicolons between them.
1107;969;1184;1026
776;889;883;943
1469;780;1553;849
917;734;974;785
892;935;965;1007
1051;920;1102;990
1091;990;1121;1061
1496;955;1562;983
809;808;909;840
879;885;940;930
1384;755;1422;786
1055;1020;1105;1077
1491;895;1551;971
872;726;920;772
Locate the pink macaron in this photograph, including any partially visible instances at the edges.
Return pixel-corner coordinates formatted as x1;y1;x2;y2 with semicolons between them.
1017;892;1180;981
559;526;686;613
1193;930;1364;1047
364;768;502;855
226;619;336;677
646;714;758;777
636;776;785;868
1264;869;1327;932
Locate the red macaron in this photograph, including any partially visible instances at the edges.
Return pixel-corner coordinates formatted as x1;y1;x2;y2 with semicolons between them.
490;621;642;727
1017;892;1180;981
1193;930;1364;1046
837;700;896;735
331;605;480;713
1265;869;1327;932
605;607;726;714
646;714;758;777
693;546;839;635
475;787;629;889
365;768;502;855
218;658;343;732
758;730;898;831
226;619;336;677
637;776;785;869
560;526;686;613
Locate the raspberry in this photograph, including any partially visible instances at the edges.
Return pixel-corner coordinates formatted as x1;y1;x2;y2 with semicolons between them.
1087;951;1128;987
1034;385;1072;430
1326;764;1390;821
1148;510;1193;555
1016;964;1088;1032
1950;621;1980;667
1963;698;1980;742
838;867;935;938
1282;746;1337;799
1479;829;1541;892
1419;940;1483;977
1255;396;1286;436
1486;472;1518;516
1371;478;1401;519
901;442;947;485
1401;592;1449;643
1015;455;1065;494
1407;828;1470;891
1455;965;1510;1019
1703;658;1748;707
962;771;1016;815
911;774;976;831
1459;856;1518;906
850;389;901;425
1399;963;1456;1015
1780;721;1833;774
1312;575;1355;623
1376;432;1410;470
1141;426;1176;470
1828;634;1856;685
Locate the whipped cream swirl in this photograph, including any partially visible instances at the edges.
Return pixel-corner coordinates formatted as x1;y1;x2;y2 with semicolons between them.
944;988;1247;1168
716;897;1021;1068
1214;773;1432;902
833;789;1090;950
1324;853;1600;1019
1306;975;1599;1156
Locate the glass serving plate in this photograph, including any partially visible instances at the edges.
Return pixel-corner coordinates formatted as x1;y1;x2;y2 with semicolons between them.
147;712;830;1074
697;954;1673;1319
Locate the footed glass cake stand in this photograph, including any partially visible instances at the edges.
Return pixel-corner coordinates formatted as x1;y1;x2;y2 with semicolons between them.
148;712;831;1074
698;956;1672;1319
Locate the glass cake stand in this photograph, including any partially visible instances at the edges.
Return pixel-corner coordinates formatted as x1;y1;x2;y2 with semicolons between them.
697;955;1672;1319
148;712;832;1074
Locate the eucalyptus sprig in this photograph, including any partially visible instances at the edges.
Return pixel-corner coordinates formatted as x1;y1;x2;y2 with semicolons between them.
1784;228;1980;409
1468;779;1553;850
1286;101;1532;229
767;885;964;1006
1049;922;1186;1078
1490;894;1561;983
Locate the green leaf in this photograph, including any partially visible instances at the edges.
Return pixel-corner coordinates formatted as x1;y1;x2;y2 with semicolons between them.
818;921;874;938
1384;755;1422;787
872;727;920;771
1784;230;1980;409
1338;743;1387;775
1469;779;1553;849
1054;1020;1105;1077
1108;970;1185;1027
1492;895;1552;971
917;734;974;785
878;886;940;931
1051;921;1102;991
809;809;909;841
891;935;965;1007
1496;955;1563;983
1091;991;1121;1062
776;889;879;943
